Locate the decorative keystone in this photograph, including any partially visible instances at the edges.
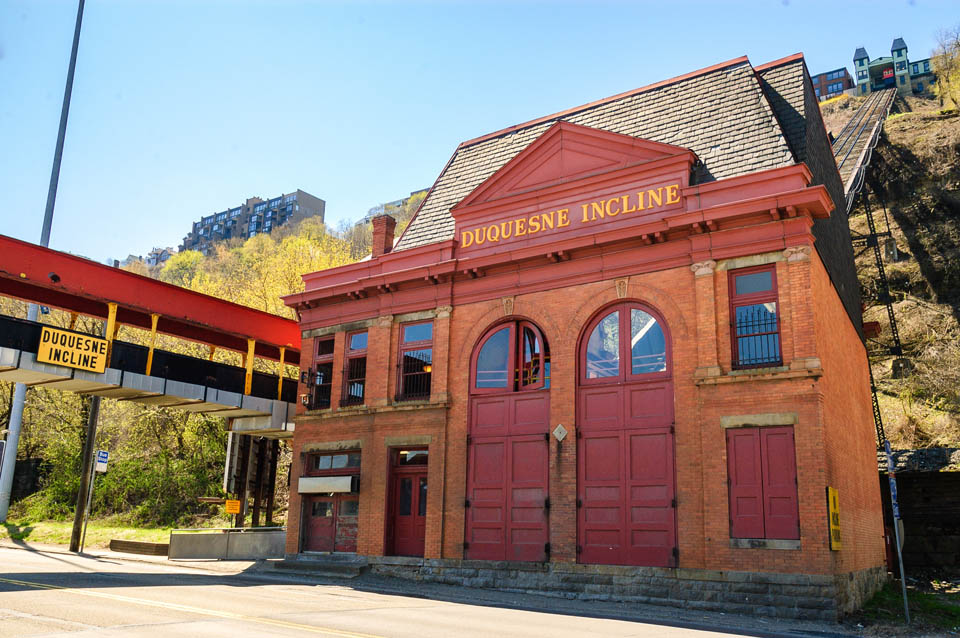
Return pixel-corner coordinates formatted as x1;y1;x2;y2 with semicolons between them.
501;296;515;317
615;277;629;299
690;260;717;277
783;246;811;262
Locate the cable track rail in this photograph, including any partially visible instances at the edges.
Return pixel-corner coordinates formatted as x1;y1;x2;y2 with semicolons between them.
831;89;897;212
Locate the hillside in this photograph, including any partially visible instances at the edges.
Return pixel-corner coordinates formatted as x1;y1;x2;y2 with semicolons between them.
825;94;960;448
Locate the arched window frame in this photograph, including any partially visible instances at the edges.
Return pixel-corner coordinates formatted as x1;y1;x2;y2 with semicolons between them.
579;302;671;386
470;320;549;394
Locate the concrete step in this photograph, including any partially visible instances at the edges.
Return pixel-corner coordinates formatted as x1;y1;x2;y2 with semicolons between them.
274;555;368;578
109;539;169;556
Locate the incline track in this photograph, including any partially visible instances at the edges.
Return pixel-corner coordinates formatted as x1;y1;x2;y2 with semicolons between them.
831;89;897;211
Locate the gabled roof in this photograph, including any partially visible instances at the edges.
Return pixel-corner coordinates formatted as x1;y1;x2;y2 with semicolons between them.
854;47;869;61
396;56;795;251
891;38;907;52
455;121;695;209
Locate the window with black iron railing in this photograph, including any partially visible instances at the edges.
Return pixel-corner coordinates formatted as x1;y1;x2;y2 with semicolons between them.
341;331;367;406
732;303;781;368
729;265;782;369
397;321;432;401
309;337;334;410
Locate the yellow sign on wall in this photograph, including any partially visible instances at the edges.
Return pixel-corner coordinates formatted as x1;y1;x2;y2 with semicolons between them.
225;499;241;515
36;326;108;373
827;486;842;550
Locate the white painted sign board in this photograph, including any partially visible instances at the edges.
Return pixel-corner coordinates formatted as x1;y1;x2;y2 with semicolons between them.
95;449;109;473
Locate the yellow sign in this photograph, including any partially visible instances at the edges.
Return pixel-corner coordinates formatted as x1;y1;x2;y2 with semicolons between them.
827;486;842;550
36;326;108;373
459;183;682;249
225;499;241;515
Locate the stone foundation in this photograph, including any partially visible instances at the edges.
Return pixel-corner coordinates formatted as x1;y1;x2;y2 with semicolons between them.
367;557;888;621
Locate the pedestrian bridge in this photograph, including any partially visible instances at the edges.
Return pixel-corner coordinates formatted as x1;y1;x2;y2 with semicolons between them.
0;233;301;439
0;315;296;438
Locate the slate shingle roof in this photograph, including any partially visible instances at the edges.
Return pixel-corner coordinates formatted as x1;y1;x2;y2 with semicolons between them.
396;59;796;251
891;38;907;52
854;47;869;61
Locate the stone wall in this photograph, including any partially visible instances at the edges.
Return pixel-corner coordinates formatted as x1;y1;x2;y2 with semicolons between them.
367;556;885;620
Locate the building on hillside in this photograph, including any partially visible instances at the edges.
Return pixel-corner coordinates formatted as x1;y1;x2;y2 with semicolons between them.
145;246;177;267
363;189;429;222
810;67;854;101
854;39;934;96
180;189;325;255
281;54;886;619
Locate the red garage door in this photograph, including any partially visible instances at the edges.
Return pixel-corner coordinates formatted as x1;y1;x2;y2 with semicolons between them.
465;322;550;562
578;304;676;567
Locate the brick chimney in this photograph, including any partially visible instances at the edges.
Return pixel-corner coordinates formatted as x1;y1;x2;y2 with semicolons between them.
371;214;397;258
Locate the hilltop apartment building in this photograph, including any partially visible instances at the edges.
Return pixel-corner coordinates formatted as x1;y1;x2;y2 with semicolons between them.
810;67;854;101
854;38;933;96
181;189;325;254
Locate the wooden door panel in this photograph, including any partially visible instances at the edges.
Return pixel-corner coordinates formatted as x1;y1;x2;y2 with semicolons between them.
512;393;549;435
624;381;673;428
578;387;621;431
472;397;509;438
304;496;336;552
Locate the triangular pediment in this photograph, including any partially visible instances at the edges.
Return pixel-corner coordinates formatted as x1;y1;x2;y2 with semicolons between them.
456;121;694;208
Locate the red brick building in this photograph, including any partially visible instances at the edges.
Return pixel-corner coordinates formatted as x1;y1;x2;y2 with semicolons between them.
282;54;886;618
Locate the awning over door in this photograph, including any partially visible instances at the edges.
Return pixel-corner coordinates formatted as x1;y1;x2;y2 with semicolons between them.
298;475;358;494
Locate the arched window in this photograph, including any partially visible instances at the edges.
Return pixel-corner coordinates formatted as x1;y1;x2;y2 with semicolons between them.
472;321;550;392
581;303;667;383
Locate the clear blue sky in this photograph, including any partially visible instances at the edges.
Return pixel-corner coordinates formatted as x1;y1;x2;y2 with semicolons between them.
1;0;955;263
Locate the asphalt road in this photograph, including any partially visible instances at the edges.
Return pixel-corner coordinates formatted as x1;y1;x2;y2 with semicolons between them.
0;546;849;638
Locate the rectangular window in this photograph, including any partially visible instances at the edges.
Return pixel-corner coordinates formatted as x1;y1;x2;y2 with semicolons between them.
729;265;781;369
912;64;919;74
924;61;930;72
311;337;334;409
726;426;799;540
341;331;367;406
398;321;432;401
896;61;906;71
309;451;361;475
900;76;906;85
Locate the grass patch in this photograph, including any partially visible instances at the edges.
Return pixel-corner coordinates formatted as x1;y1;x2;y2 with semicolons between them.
1;519;172;549
856;580;960;633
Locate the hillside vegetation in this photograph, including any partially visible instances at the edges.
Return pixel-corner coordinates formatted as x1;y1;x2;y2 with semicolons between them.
824;94;960;448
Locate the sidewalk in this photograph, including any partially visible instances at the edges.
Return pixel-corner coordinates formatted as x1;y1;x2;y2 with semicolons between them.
1;539;865;638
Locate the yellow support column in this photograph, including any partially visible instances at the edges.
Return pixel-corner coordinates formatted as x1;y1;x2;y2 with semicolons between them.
104;303;118;360
208;345;216;361
145;314;160;375
244;339;255;395
68;312;78;331
276;347;286;400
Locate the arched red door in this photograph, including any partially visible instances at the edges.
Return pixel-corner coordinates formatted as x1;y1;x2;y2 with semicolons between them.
465;321;550;562
577;303;677;567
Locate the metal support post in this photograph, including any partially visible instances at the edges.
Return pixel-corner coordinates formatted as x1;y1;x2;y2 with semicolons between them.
234;435;251;529
265;440;279;526
884;440;910;624
79;458;97;552
70;394;100;552
252;437;266;527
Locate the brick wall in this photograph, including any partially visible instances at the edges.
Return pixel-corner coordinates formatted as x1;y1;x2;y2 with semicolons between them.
288;243;884;584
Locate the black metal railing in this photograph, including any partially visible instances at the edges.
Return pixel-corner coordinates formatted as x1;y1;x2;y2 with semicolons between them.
732;304;782;369
397;348;432;401
340;357;366;406
1;315;296;403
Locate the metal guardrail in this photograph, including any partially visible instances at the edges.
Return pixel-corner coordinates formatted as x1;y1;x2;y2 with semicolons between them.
168;526;286;560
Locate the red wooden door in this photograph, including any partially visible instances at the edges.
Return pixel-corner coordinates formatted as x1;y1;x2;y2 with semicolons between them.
304;496;336;552
577;305;676;567
304;495;359;553
465;392;549;561
391;470;427;556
